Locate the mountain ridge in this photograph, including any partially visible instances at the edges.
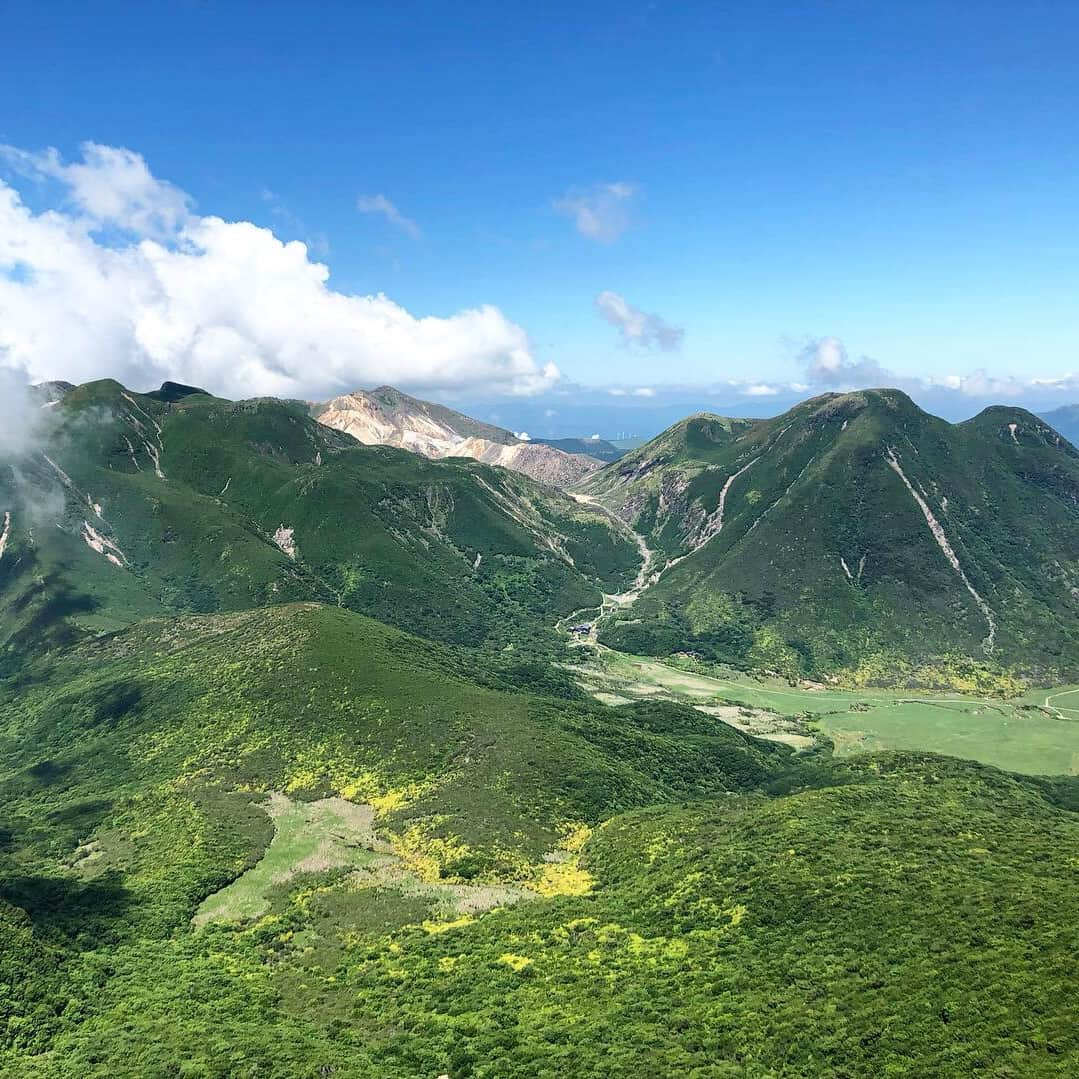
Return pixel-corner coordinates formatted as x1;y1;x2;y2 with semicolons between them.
313;385;602;487
0;379;638;665
576;388;1079;681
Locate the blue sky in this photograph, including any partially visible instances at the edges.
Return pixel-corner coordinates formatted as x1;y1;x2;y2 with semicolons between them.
2;2;1079;435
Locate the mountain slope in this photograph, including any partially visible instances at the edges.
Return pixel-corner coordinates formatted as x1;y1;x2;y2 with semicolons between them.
1039;403;1079;447
2;608;1076;1077
578;389;1079;680
531;435;627;462
314;385;602;486
0;379;638;664
3;382;1079;1077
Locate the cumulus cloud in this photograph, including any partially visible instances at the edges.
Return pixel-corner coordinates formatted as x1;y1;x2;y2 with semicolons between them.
356;193;421;240
0;143;557;399
799;335;891;388
595;291;683;351
795;335;1072;401
553;182;636;243
925;370;1029;397
1;141;190;237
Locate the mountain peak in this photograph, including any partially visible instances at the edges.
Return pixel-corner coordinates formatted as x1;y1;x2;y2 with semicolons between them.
313;385;602;486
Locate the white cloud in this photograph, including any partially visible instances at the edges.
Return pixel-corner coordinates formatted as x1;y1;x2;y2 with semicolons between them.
743;383;780;396
356;193;421;240
797;336;1065;400
553;182;636;243
799;335;890;388
607;385;657;398
261;188;330;257
0;144;557;399
1;141;190;237
595;290;683;351
926;370;1026;397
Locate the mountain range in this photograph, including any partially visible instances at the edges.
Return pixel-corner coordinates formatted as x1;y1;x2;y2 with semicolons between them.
1039;403;1079;447
0;379;638;667
6;379;1079;685
2;375;1078;1076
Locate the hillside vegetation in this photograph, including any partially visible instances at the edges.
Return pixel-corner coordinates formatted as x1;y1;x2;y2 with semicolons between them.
0;380;637;666
579;390;1079;683
1;605;1077;1076
2;380;1077;1076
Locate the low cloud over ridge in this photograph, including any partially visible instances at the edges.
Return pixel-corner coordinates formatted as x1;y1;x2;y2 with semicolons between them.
0;143;558;399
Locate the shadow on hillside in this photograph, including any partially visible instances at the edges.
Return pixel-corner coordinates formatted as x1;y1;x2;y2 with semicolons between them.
0;870;132;946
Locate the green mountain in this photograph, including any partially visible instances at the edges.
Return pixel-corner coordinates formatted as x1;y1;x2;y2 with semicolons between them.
2;378;1078;1076
0;379;638;665
577;389;1079;682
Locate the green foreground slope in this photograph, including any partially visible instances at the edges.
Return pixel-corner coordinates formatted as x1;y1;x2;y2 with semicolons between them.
0;604;1076;1076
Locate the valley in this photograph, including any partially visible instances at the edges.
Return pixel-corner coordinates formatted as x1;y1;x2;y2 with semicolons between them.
6;19;1079;1075
569;646;1079;775
1;379;1077;1077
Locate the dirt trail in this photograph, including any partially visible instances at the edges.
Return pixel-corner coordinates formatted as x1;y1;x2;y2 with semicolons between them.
1043;687;1079;717
559;494;655;637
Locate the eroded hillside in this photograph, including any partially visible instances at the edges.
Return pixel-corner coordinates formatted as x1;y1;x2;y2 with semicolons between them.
314;385;601;486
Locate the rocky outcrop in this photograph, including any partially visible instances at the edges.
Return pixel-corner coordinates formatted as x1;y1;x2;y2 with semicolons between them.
314;387;601;487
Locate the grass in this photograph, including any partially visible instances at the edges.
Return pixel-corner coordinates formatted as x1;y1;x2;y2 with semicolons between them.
576;647;1079;775
193;794;386;925
816;702;1079;776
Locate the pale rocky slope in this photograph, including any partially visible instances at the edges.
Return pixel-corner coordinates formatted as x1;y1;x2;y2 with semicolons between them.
314;386;600;487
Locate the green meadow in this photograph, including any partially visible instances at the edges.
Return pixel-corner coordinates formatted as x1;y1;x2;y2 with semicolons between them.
575;648;1079;775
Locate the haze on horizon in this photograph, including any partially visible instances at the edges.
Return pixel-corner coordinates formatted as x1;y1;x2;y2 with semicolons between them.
2;2;1079;438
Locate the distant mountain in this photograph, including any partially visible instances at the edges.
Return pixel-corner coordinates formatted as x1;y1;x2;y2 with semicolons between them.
577;389;1079;681
0;379;638;664
1039;404;1079;446
313;385;601;486
531;435;626;462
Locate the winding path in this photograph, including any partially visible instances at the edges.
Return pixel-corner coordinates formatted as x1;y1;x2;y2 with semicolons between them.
1043;687;1079;717
558;494;655;638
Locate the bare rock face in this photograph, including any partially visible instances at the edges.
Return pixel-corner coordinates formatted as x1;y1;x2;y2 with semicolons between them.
316;392;461;456
314;387;600;487
448;437;600;486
